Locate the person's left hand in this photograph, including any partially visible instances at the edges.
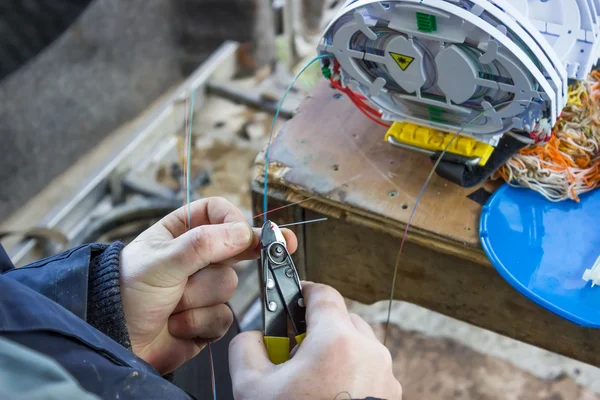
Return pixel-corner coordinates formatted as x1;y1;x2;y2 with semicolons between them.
118;197;297;375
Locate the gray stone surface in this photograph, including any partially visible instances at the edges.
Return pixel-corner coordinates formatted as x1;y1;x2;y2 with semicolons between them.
0;0;92;80
0;0;183;221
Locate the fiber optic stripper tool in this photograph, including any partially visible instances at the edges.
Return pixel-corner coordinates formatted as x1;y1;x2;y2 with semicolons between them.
260;220;307;364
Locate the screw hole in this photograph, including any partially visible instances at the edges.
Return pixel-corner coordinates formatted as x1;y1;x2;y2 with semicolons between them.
388;190;398;198
333;93;343;100
214;121;225;129
332;164;340;171
401;204;409;210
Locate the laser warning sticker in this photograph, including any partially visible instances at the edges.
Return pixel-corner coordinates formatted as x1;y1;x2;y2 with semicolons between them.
390;52;415;71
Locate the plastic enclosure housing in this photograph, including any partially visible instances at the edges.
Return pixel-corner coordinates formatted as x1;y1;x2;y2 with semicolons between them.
318;0;600;148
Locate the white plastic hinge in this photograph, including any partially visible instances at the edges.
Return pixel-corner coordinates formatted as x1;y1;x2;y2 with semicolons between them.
582;255;600;287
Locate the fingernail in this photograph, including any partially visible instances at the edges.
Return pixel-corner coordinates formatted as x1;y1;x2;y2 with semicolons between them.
229;222;252;246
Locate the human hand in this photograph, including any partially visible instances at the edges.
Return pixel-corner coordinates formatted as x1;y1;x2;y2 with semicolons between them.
229;282;402;400
118;197;297;374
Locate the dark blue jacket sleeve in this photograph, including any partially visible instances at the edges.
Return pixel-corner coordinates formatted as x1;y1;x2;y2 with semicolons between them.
0;262;193;399
0;242;130;349
0;244;12;274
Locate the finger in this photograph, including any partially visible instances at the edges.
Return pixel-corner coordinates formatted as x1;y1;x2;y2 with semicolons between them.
169;304;233;340
393;380;404;400
161;197;246;238
281;229;299;254
174;266;238;312
231;228;299;262
302;282;353;331
349;313;377;340
242;228;299;257
229;331;273;380
170;221;254;276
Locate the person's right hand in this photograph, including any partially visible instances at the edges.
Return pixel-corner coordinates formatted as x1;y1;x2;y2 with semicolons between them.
229;282;402;400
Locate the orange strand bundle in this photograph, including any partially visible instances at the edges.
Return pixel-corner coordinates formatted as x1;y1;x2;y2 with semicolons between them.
496;73;600;202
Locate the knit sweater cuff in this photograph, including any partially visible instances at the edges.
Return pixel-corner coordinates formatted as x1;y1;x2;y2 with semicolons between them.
87;242;132;350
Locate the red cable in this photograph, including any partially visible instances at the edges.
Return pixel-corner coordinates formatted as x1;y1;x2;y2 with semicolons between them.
346;93;391;127
357;106;392;127
346;94;390;127
330;78;382;116
331;80;368;110
330;78;391;127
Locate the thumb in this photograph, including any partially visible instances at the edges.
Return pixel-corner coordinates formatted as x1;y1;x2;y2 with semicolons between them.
229;331;273;388
171;221;254;276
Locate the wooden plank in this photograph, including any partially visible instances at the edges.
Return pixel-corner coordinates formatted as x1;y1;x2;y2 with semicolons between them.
254;79;487;249
249;78;600;367
249;80;600;367
302;210;600;367
252;184;600;366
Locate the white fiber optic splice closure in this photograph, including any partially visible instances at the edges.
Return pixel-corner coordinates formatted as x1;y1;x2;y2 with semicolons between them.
468;0;566;112
318;0;555;141
318;0;558;141
582;255;600;287
343;0;361;7
489;0;568;101
506;0;600;79
587;0;600;61
506;0;527;16
404;0;558;124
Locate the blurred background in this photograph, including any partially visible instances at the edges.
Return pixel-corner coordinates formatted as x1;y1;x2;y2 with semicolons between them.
1;1;600;399
0;0;285;220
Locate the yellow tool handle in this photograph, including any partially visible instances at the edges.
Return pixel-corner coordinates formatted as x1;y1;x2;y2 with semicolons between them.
264;336;289;364
265;333;307;364
295;332;306;346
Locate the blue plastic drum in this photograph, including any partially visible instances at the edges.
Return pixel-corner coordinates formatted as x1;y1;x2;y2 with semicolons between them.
480;184;600;327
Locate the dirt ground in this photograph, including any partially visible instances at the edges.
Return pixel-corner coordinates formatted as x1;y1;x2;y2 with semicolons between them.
378;324;598;400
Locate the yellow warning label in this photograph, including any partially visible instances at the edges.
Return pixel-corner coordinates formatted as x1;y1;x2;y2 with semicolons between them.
389;52;415;71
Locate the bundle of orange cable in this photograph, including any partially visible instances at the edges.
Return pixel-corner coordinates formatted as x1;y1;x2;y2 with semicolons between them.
496;71;600;202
